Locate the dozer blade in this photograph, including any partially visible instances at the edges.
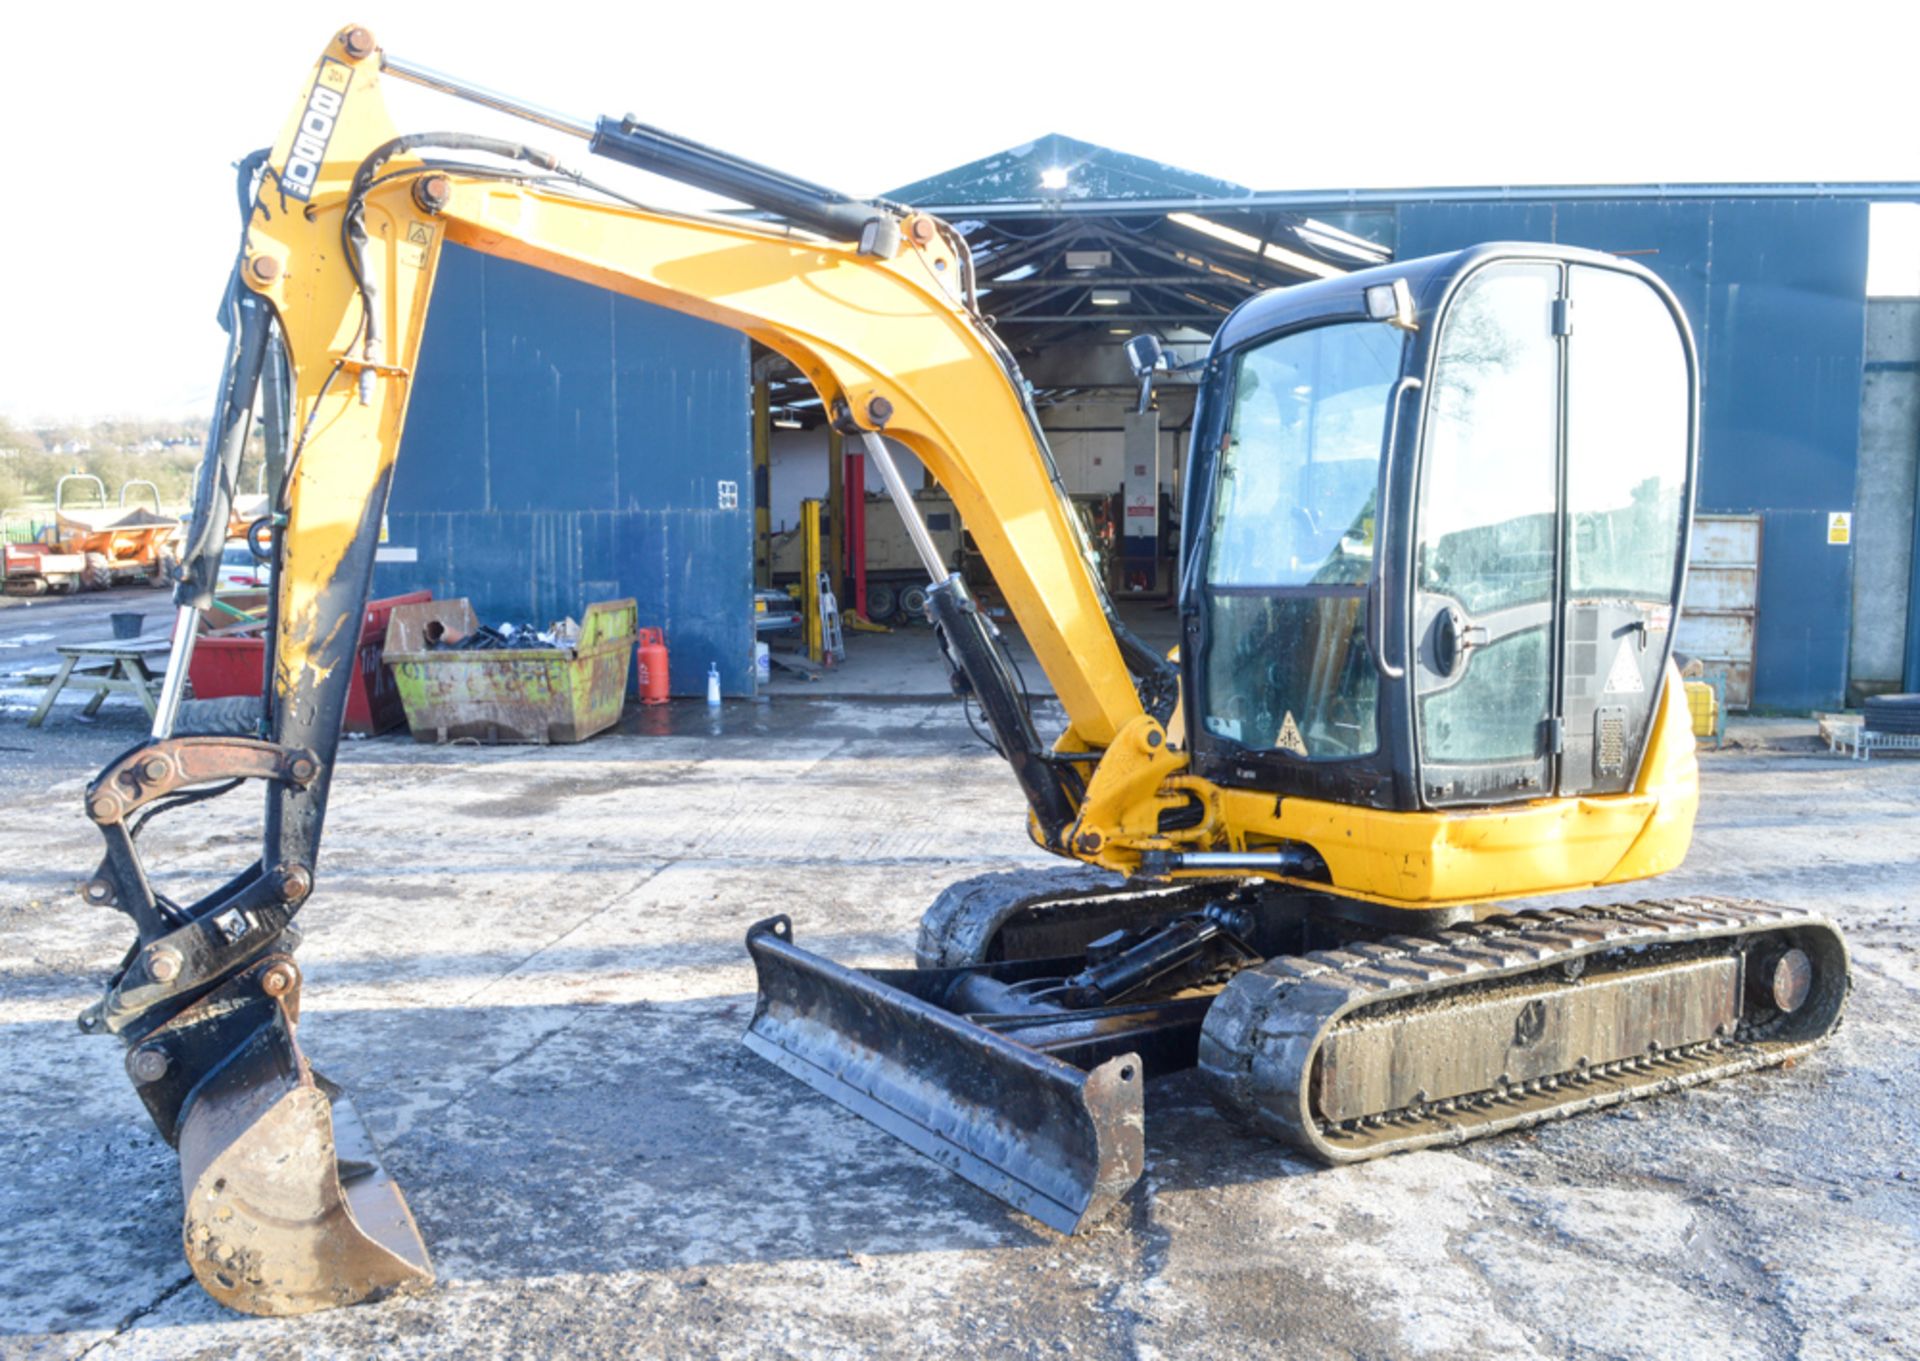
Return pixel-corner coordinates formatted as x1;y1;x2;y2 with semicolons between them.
743;916;1144;1234
171;996;433;1315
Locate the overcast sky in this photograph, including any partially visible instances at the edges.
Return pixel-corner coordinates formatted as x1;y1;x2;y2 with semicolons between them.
5;1;1917;423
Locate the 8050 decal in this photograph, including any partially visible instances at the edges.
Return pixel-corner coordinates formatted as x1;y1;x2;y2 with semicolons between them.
279;59;354;202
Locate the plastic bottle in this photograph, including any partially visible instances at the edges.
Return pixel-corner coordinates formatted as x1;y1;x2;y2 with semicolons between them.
754;642;771;689
706;662;722;707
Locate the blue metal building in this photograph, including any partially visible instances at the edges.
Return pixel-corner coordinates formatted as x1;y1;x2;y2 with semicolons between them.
376;142;1909;714
897;144;1904;713
373;243;754;696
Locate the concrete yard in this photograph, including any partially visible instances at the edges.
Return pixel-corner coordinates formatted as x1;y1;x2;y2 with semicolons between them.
2;603;1919;1358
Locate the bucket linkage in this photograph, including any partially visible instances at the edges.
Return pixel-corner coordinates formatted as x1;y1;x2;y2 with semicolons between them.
78;736;434;1315
75;268;431;1316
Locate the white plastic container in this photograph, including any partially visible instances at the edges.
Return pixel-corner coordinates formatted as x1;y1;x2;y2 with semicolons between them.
754;642;770;688
706;662;722;707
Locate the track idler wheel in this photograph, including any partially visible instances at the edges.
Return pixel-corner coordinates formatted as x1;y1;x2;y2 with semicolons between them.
133;960;433;1315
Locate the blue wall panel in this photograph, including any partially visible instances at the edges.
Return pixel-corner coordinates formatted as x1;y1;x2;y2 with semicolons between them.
1394;202;1557;253
1396;198;1869;709
1699;200;1866;711
374;243;754;696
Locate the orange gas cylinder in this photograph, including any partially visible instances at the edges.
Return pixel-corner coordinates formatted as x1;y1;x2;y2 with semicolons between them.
636;628;670;705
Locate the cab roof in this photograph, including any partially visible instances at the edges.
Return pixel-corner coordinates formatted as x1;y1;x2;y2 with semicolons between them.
1210;242;1665;356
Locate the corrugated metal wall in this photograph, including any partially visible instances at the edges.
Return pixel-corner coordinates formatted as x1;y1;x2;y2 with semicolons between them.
372;244;754;697
1398;200;1870;711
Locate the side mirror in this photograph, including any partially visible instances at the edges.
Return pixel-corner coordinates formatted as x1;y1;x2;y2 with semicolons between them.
1124;333;1165;413
1123;333;1165;378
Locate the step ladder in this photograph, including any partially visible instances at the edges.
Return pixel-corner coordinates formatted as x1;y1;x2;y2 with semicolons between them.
816;571;846;665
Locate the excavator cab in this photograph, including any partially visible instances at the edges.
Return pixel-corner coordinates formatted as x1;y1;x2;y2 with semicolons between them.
1181;248;1694;813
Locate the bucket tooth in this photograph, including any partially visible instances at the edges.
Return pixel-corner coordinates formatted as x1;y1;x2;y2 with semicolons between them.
744;916;1144;1234
173;1013;432;1315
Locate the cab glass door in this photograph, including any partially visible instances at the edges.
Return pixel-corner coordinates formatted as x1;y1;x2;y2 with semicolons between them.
1559;264;1690;794
1412;263;1561;803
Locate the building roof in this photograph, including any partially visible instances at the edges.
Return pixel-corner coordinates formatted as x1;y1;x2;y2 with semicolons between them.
879;135;1920;379
887;133;1251;207
759;140;1920;418
880;136;1388;371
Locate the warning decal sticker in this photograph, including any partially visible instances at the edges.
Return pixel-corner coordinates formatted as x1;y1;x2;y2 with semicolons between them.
1604;638;1646;695
1275;711;1308;756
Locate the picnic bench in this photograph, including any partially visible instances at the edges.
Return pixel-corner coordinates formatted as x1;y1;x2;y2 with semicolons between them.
27;637;172;728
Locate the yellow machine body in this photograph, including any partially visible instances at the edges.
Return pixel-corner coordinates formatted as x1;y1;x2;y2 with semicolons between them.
245;27;1698;913
69;22;1774;1319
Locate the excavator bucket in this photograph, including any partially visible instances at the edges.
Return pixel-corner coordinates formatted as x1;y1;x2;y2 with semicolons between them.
140;962;434;1315
178;1072;433;1315
743;917;1145;1233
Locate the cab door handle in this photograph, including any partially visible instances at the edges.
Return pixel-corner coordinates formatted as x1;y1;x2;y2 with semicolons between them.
1369;376;1421;680
1435;607;1487;677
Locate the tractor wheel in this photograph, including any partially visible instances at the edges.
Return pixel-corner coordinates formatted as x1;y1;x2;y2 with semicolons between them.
81;552;112;591
864;581;899;623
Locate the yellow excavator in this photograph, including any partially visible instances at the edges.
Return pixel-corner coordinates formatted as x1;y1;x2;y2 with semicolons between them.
84;24;1848;1317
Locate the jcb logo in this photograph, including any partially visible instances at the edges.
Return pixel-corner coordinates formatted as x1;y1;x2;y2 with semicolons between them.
280;60;352;202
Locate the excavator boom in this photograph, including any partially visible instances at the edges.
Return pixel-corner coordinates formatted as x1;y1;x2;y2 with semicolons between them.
84;25;1164;1315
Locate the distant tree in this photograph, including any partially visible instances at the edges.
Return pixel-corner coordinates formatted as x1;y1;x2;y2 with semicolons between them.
0;414;28;456
0;417;209;511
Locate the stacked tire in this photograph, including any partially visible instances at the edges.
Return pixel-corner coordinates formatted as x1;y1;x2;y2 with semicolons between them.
1863;694;1920;735
177;696;265;736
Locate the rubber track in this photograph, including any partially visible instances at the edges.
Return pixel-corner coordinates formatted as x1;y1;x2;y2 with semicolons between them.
1197;897;1850;1163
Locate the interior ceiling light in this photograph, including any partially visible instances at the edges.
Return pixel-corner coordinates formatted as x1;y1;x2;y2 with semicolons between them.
1173;249;1255;287
1040;166;1069;191
1090;288;1130;307
1066;250;1112;271
1261;241;1347;280
772;414;803;429
1296;216;1390;262
1168;212;1346;280
1169;212;1262;254
1109;327;1134;336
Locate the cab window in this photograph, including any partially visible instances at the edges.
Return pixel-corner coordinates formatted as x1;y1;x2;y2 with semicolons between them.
1200;322;1401;760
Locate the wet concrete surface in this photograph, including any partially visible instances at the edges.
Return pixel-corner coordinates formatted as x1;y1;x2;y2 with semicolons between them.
1;690;1917;1358
0;586;179;787
762;598;1182;700
0;584;174;675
